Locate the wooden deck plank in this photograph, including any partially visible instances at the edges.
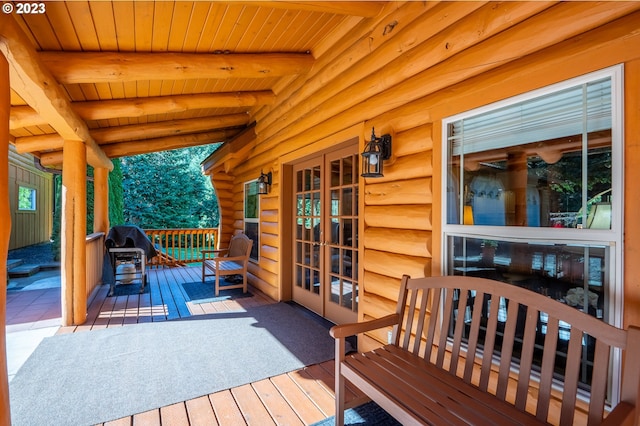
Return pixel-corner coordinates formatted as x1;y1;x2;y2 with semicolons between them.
149;270;169;322
132;408;161;425
252;378;305;426
288;367;336;417
270;372;326;425
185;395;218;426
209;390;247;426
159;402;189;426
231;383;277;426
107;295;128;327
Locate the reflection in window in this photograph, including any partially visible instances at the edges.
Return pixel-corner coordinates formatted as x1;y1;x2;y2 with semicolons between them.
448;236;607;390
447;78;612;229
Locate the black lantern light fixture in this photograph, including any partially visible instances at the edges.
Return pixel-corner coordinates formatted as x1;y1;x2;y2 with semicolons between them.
257;170;272;195
361;127;392;178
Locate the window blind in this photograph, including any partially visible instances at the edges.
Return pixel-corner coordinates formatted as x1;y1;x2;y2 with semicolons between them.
450;78;611;156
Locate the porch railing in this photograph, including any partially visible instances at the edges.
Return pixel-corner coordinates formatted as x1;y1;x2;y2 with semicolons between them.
86;232;105;297
144;228;218;267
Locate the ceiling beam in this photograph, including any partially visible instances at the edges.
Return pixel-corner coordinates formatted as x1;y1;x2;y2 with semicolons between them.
15;113;249;153
39;130;238;165
91;114;249;145
0;14;112;170
237;2;385;17
72;91;275;121
39;52;314;84
10;105;46;129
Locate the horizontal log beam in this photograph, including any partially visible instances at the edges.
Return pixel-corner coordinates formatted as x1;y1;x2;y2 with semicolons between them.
72;91;275;121
0;14;111;170
10;105;46;129
14;134;64;153
91;113;249;144
15;114;248;153
39;130;236;166
39;51;314;84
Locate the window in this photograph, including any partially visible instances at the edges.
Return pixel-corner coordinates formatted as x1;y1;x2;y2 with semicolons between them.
18;186;37;211
442;66;623;399
244;180;260;261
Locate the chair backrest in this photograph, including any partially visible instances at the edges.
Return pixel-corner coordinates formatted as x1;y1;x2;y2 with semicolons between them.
392;275;640;426
227;233;253;259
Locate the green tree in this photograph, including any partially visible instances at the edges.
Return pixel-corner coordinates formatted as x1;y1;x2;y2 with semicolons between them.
121;146;219;228
109;159;125;226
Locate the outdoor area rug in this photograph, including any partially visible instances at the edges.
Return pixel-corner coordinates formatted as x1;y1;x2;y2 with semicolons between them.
311;401;401;426
181;280;252;303
9;302;335;426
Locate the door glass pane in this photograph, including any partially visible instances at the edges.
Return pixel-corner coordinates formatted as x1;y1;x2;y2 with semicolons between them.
342;188;352;216
341;280;353;309
343;219;353;246
331;190;339;216
313;166;321;190
343;249;353;276
343;156;353;185
331;160;340;187
330;247;340;273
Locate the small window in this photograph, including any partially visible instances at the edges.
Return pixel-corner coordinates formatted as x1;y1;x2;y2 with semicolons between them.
244;180;260;261
18;186;37;211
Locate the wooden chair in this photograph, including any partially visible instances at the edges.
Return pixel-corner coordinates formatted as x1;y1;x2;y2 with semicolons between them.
201;233;253;296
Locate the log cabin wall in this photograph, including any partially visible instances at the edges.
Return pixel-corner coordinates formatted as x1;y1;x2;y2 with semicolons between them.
204;3;640;348
8;144;53;250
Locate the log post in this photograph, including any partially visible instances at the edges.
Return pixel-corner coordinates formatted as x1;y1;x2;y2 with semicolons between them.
61;139;87;325
93;166;110;233
0;50;13;426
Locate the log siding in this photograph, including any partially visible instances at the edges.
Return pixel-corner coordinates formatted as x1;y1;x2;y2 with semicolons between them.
204;2;640;352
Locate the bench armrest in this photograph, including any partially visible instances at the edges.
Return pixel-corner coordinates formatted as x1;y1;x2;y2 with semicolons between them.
330;313;400;339
210;255;246;263
600;402;636;426
202;249;228;258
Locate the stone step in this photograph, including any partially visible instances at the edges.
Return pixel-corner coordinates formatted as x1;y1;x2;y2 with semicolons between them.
8;264;41;278
39;262;61;271
7;259;24;270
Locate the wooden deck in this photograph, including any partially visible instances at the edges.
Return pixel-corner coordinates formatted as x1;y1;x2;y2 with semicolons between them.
58;266;365;425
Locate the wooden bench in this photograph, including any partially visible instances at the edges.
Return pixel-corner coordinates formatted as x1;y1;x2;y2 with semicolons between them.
331;275;640;425
201;232;253;296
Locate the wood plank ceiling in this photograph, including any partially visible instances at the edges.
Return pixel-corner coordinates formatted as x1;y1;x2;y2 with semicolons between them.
3;1;384;167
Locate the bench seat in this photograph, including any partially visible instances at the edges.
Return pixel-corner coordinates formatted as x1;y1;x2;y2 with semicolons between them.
343;344;546;425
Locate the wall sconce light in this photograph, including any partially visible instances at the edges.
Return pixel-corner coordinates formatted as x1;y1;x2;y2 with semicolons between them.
361;127;392;178
258;170;272;195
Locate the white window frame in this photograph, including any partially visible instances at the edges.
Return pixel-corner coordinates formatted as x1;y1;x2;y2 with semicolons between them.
17;185;37;211
441;64;624;401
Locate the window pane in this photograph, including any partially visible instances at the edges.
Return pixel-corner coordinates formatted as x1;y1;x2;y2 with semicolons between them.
244;222;259;260
244;182;259;219
18;186;36;211
447;79;612;229
447;236;608;389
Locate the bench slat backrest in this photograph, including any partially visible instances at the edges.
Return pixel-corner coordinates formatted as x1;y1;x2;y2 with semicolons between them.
391;275;639;425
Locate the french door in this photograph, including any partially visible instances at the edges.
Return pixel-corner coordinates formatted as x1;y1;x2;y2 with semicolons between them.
292;145;359;324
